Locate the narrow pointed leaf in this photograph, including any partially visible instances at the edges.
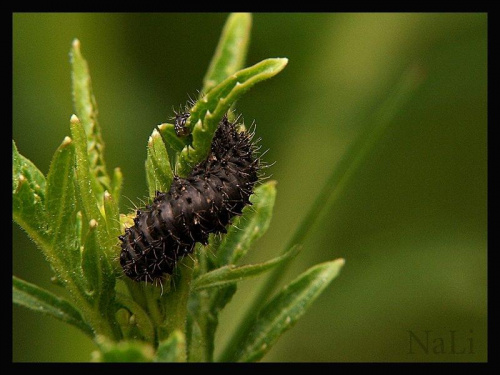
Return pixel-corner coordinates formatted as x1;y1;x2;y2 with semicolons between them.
145;128;174;198
12;140;46;201
193;245;301;291
81;219;101;295
71;119;117;305
70;38;110;196
70;115;107;238
177;58;288;176
155;330;187;362
217;181;277;266
12;140;48;244
13;276;93;338
45;136;81;272
157;123;188;154
103;191;121;260
202;13;252;94
226;259;345;362
81;219;116;311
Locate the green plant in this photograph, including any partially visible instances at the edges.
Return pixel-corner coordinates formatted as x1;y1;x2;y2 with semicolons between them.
13;13;346;362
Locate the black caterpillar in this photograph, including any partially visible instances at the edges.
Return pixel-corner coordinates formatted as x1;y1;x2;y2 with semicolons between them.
119;114;260;284
173;110;191;137
171;101;194;137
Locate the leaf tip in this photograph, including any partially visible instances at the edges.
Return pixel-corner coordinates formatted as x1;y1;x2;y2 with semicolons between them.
70;39;82;61
264;180;278;188
62;136;72;146
275;57;289;70
104;190;111;200
334;258;346;268
72;38;81;50
151;128;162;140
70;114;80;124
324;258;346;278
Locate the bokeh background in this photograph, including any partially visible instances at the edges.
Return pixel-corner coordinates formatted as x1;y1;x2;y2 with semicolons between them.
13;13;487;362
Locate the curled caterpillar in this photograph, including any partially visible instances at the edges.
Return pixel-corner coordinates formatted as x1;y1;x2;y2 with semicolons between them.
119;114;260;284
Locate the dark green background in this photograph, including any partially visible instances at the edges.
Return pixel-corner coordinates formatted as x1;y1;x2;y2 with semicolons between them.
13;13;487;362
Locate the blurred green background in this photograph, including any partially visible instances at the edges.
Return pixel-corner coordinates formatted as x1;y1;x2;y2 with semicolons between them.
13;13;487;362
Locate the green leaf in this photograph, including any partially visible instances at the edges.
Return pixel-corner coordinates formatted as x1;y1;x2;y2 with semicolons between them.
157;123;188;154
12;140;46;200
103;190;121;258
13;276;93;338
155;330;187;362
193;245;301;291
81;219;116;311
81;225;118;339
81;219;102;295
45;136;82;273
202;13;252;94
224;259;345;362
217;181;277;266
70;115;107;241
145;128;174;198
12;140;49;245
177;58;288;176
95;339;154;362
70;38;110;197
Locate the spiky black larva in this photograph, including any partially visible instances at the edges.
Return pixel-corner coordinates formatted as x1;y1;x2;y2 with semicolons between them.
171;98;195;137
119;115;260;284
173;110;190;137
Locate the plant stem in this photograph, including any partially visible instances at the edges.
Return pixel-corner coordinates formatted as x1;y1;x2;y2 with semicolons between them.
89;310;122;341
159;256;195;360
219;65;424;361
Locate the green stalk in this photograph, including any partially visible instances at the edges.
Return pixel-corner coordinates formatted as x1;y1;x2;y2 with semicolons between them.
159;256;195;360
